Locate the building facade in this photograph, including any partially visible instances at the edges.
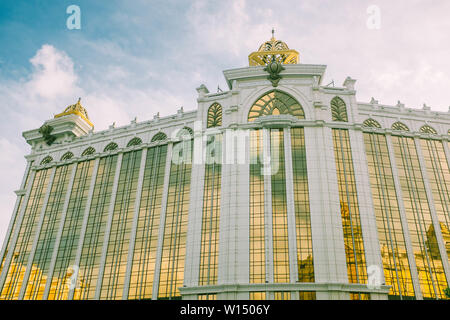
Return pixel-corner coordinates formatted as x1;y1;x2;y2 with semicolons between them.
0;36;449;300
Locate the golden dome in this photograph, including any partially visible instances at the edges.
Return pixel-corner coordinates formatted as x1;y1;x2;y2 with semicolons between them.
54;98;93;127
249;29;299;66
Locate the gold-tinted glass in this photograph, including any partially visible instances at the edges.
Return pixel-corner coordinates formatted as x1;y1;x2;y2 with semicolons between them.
332;129;367;284
207;103;222;128
128;145;167;300
420;139;450;262
274;291;291;300
299;291;316;300
350;293;369;300
74;155;118;300
331;97;348;122
364;133;415;299
158;140;192;299
100;150;142;299
392;136;448;299
26;163;82;300
198;294;217;300
249;292;266;300
0;168;52;299
199;134;222;286
291;128;314;283
248;90;305;122
249;129;265;284
271;129;290;283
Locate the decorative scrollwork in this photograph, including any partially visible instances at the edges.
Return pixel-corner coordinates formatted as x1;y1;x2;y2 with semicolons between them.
248;90;304;122
331;97;348;122
39;124;56;146
151;132;167;142
420;125;437;134
207;103;223;128
81;147;96;156
104;142;118;152
60;152;74;161
362;118;381;128
392;122;410;132
127;137;142;147
40;156;53;165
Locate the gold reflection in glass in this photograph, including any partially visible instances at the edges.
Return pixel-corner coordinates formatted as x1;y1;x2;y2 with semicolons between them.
74;155;118;300
100;151;142;300
299;291;316;300
392;136;448;299
249;292;266;300
199;134;222;286
128;145;167;300
291;128;314;283
26;163;81;300
274;291;291;300
332;129;367;284
420;139;450;262
0;169;52;300
247;90;305;122
198;294;217;300
158;140;192;299
364;133;415;299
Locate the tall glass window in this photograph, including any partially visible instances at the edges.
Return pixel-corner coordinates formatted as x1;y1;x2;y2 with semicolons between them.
199;134;222;286
128;145;167;300
100;151;142;299
364;133;415;299
0;168;52;299
158;140;192;299
74;155;118;300
420;139;450;261
332;129;367;285
392;136;448;299
46;161;95;300
25;163;79;300
291;128;314;283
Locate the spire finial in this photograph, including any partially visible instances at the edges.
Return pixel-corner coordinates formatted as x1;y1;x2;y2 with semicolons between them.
77;97;81;104
271;27;275;40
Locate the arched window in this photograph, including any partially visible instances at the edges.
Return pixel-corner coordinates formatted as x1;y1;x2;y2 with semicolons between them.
362;118;381;128
176;127;194;139
420;125;437;134
104;142;118;152
127;137;142;147
40;156;53;165
331;97;348;122
392;122;410;132
60;151;74;161
81;147;96;156
151;132;167;142
207;103;223;128
247;90;304;122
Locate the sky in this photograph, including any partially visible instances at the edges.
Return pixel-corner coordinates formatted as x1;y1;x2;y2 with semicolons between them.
0;0;449;245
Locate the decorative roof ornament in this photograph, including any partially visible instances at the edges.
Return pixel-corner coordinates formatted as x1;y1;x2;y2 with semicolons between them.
54;98;93;127
264;55;285;87
248;29;299;66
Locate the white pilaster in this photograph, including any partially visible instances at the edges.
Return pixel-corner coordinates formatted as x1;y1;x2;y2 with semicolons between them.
304;126;348;288
283;127;299;283
263;128;273;283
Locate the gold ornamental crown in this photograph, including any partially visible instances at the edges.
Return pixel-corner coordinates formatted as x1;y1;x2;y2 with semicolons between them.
248;29;299;66
54;98;93;127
